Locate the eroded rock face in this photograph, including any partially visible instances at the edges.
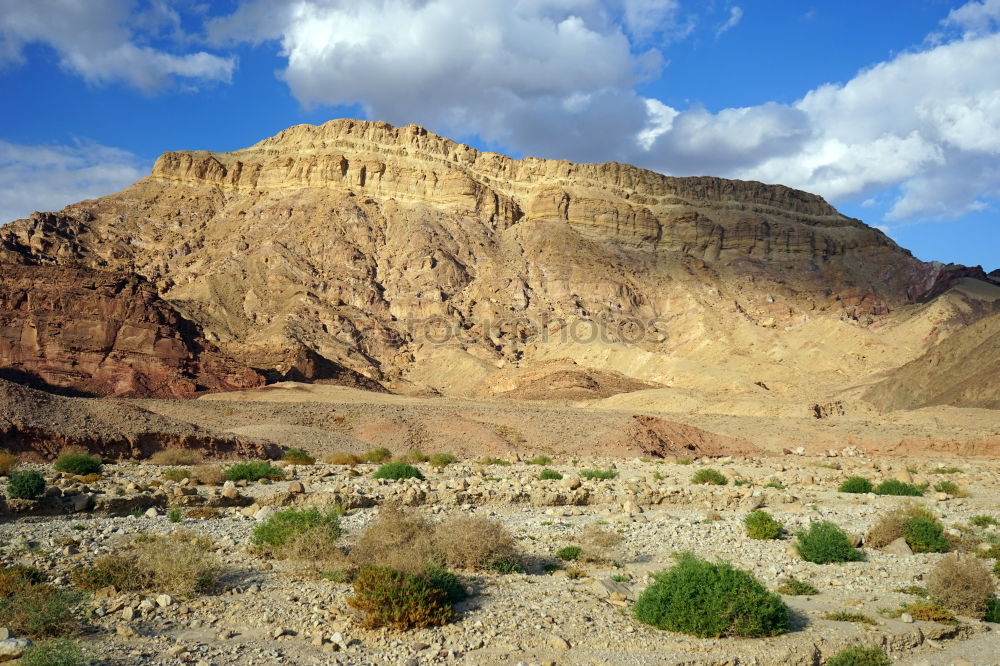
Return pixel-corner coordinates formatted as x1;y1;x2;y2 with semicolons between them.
0;263;263;397
0;119;990;392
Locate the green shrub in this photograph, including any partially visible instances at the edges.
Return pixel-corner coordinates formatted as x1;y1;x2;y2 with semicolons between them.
838;476;873;493
53;454;101;476
252;507;342;552
904;516;950;553
168;508;182;523
674;457;693;465
348;566;455;629
986;598;1000;623
776;577;817;596
932;480;959;494
223;461;284;482
824;611;877;625
744;511;782;540
162;468;190;482
526;455;552;465
8;470;45;499
0;582;81;638
930;466;961;474
825;645;892;666
970;515;998;528
479;457;511;466
794;521;863;564
894;601;956;624
556;546;582;561
580;468;617;480
875;479;923;496
19;639;87;666
538;468;563;480
405;450;429;463
488;555;523;574
373;462;424;480
691;469;727;486
282;448;315;465
633;552;788;638
364;448;392;463
423;566;467;603
763;481;786;490
429;453;456;468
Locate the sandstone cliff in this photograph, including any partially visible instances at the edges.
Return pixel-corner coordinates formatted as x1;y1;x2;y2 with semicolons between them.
0;119;993;401
0;263;263;398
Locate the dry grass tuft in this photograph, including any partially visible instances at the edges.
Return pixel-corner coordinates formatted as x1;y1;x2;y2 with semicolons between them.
578;525;624;563
434;516;519;570
0;451;17;476
349;506;440;575
865;501;936;549
927;553;996;617
57;445;90;458
185;507;222;520
191;464;225;486
149;449;205;466
323;452;363;466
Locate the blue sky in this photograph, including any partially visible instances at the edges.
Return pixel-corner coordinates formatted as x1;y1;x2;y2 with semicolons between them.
1;0;998;270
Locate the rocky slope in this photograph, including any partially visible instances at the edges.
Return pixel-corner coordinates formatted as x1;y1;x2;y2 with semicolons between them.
0;119;995;401
0;262;263;398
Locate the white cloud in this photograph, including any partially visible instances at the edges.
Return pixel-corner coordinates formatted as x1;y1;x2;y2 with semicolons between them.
0;0;235;92
944;0;1000;36
716;6;743;37
0;140;146;225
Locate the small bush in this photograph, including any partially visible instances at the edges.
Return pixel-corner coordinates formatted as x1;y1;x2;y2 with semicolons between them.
795;521;863;564
776;577;817;596
986;598;1000;623
874;479;923;496
162;468;190;482
405;450;429;463
744;511;782;540
633;552;788;638
932;480;960;494
0;581;81;638
824;611;876;625
538;468;563;480
434;516;519;570
252;507;342;553
928;553;996;617
19;638;88;666
580;468;617;480
674;457;693;465
149;449;204;465
429;453;456;468
488;555;523;574
349;506;439;575
8;470;46;499
526;455;552;465
929;466;961;474
282;448;315;465
556;546;582;561
900;601;956;624
865;502;936;549
838;476;873;493
0;451;17;476
825;645;892;666
479;457;511;466
348;566;455;629
763;481;786;490
223;461;284;482
323;451;363;465
578;525;623;563
364;447;393;463
53;454;101;476
191;464;225;485
970;515;998;528
169;508;182;523
373;462;424;480
904;516;949;553
691;469;727;486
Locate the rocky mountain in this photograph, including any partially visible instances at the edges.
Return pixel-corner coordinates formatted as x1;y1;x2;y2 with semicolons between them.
0;119;996;404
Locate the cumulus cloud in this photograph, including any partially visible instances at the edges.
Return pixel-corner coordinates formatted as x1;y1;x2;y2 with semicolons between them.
944;0;1000;36
0;0;235;91
0;140;146;224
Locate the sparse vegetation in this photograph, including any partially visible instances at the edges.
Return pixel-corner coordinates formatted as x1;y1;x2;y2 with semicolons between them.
824;611;877;625
904;516;950;553
53;454;101;476
538;468;563;480
865;503;948;552
580;468;618;480
252;507;343;556
282;448;315;465
405;450;430;463
633;552;788;638
927;553;996;618
777;577;817;596
479;457;512;466
18;639;88;666
8;470;46;499
185;507;221;520
364;447;393;463
674;457;693;465
169;508;182;523
578;525;623;563
324;452;363;465
434;516;520;571
0;567;81;638
929;466;962;474
162;467;190;482
191;464;225;485
223;461;284;482
429;453;456;468
874;479;924;496
744;510;783;540
838;476;873;493
985;598;1000;623
970;514;998;527
691;469;727;485
887;601;956;624
348;566;456;629
149;449;204;466
526;455;552;465
794;521;863;564
932;480;961;494
825;645;892;666
763;481;786;490
556;546;582;561
0;451;17;476
373;462;424;480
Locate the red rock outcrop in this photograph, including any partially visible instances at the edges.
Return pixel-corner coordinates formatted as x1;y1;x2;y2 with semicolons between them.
0;263;263;397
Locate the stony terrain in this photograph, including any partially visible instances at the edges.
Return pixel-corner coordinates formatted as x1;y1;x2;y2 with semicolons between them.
2;450;999;665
